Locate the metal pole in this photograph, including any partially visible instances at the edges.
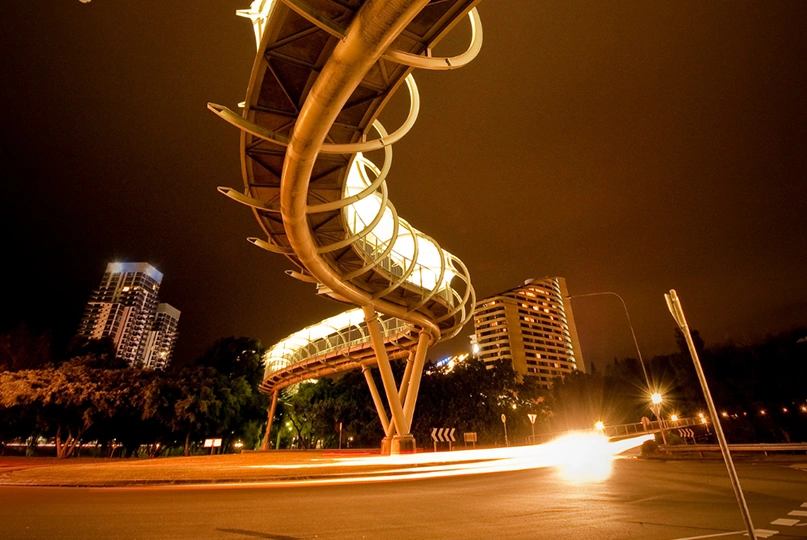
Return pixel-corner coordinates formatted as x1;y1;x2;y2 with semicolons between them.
665;289;757;540
262;390;278;450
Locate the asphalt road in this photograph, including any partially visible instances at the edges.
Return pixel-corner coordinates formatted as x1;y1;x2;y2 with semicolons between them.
1;458;805;540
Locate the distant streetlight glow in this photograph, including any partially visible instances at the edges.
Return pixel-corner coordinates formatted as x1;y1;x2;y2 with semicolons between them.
670;414;678;422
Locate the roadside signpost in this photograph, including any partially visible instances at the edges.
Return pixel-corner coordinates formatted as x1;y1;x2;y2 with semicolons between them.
527;413;537;444
431;427;456;452
666;289;757;540
203;438;222;455
501;414;509;447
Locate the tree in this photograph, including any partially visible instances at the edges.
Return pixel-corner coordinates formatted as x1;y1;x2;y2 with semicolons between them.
0;324;52;372
194;337;264;387
191;336;268;450
0;362;144;458
157;366;253;455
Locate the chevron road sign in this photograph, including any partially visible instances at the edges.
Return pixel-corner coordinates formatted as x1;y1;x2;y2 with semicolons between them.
431;427;456;451
678;428;695;439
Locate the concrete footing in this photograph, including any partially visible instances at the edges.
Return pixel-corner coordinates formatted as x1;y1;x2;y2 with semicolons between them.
391;435;416;454
380;435;417;454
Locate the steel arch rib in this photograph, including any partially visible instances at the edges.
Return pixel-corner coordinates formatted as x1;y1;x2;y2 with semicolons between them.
213;0;481;444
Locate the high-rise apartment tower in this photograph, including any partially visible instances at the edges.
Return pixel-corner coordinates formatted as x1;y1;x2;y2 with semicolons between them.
473;277;585;388
142;303;181;370
77;262;179;368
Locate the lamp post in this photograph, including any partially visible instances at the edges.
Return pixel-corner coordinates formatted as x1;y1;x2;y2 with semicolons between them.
567;291;666;443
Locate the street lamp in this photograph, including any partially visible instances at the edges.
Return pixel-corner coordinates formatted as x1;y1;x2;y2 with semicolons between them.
567;291;666;443
594;420;605;432
650;393;667;444
566;292;652;388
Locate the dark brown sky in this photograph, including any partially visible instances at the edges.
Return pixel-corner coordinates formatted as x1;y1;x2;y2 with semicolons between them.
2;1;806;368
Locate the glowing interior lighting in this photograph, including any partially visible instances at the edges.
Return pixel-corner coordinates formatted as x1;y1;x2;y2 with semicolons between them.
343;154;456;293
263;308;368;373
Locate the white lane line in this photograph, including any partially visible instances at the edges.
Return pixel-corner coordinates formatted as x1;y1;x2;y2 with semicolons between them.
771;518;799;526
749;530;779;538
671;529;778;540
788;510;807;517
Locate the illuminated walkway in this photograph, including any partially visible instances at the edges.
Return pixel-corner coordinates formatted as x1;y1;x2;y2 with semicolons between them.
210;0;481;452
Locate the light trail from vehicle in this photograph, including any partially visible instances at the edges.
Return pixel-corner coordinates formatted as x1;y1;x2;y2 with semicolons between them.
244;434;654;486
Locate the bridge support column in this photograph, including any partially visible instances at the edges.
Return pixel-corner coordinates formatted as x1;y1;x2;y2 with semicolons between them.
402;331;430;433
362;366;391;436
363;306;415;454
364;307;408;435
385;349;416;439
261;390;279;451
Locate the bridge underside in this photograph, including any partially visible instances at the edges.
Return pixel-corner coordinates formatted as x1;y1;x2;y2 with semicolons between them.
212;0;481;453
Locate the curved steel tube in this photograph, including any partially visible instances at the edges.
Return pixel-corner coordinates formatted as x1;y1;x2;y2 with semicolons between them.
214;0;481;417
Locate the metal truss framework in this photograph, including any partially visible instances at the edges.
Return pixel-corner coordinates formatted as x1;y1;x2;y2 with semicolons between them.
211;0;482;453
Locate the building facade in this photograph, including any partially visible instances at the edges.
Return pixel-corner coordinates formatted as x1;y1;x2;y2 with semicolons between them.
473;277;585;388
77;262;180;369
141;303;181;370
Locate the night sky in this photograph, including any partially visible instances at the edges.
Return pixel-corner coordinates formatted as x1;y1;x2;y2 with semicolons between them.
3;1;806;368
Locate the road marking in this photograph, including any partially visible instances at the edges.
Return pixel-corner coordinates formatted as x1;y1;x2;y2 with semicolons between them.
802;502;807;508
771;518;799;526
788;511;807;517
671;529;778;540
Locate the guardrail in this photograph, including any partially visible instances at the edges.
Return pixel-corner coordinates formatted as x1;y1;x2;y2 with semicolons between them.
526;417;702;445
660;443;807;457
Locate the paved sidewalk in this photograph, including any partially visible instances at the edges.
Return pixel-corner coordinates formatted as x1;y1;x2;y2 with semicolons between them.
0;450;415;487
